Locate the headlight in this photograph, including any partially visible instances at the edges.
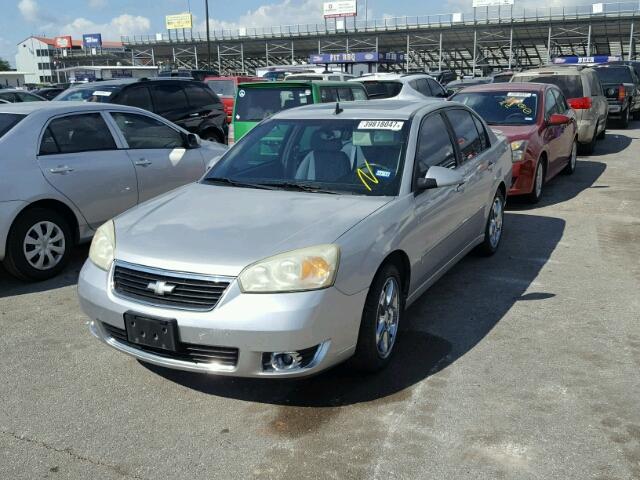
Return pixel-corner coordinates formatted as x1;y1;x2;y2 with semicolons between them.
510;140;528;163
89;220;115;271
238;245;340;293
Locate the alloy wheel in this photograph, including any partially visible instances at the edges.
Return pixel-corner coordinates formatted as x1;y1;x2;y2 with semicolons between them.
488;195;504;249
570;142;577;170
534;163;544;198
22;221;66;271
375;277;400;359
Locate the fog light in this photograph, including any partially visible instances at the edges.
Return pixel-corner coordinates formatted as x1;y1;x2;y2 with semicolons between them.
270;351;303;371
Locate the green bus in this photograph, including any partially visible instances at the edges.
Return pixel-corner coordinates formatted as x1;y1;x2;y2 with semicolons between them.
230;80;368;143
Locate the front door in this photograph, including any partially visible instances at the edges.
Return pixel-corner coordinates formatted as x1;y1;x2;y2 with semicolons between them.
37;112;137;229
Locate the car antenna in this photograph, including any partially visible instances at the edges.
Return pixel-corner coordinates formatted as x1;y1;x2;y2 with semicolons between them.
335;102;343;115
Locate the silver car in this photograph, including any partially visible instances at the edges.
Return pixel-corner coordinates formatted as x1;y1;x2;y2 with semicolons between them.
0;102;226;281
78;99;512;377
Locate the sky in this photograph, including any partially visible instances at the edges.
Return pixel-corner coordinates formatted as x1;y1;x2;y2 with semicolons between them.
1;0;574;66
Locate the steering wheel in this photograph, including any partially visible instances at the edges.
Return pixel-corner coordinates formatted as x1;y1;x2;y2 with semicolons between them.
505;112;526;121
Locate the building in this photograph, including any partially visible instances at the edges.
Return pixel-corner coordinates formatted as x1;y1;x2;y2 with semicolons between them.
0;71;32;88
15;36;125;85
55;65;158;83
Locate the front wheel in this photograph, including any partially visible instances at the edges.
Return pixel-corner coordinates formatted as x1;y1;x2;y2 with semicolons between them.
352;264;404;372
475;189;505;256
526;160;545;204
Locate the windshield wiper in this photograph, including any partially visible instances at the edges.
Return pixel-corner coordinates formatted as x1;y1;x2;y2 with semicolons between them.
202;177;276;190
258;181;342;194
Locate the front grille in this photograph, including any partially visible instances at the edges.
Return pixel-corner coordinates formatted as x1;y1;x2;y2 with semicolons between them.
113;263;232;311
101;322;239;367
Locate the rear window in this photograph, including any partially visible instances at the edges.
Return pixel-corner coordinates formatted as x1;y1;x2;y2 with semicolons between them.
360;81;403;99
0;113;26;138
235;86;314;122
55;86;121;103
514;74;583;99
207;79;236;97
286;75;323;81
594;67;634;84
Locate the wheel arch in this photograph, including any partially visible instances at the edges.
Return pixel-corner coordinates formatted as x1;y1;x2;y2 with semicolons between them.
13;199;80;244
377;250;411;297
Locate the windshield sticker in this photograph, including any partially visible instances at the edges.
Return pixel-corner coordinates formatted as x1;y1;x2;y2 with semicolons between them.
238;89;246;98
506;92;533;98
525;117;533;121
357;120;404;131
92;91;112;97
375;169;391;178
357;160;380;191
500;97;533;115
305;89;312;95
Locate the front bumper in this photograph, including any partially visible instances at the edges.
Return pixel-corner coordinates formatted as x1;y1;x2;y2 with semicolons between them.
508;157;536;197
78;260;367;378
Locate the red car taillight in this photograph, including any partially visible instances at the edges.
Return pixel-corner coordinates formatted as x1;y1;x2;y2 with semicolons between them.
567;97;592;109
618;84;626;101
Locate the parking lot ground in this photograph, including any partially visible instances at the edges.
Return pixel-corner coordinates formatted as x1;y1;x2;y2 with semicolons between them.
1;123;640;480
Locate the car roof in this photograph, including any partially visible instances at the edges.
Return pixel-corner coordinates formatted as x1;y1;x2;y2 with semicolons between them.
514;67;587;75
237;80;360;87
68;78;201;88
272;98;444;121
455;82;549;93
0;89;41;93
0;101;143;115
353;73;434;83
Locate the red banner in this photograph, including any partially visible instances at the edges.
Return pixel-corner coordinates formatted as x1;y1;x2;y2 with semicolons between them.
54;36;73;49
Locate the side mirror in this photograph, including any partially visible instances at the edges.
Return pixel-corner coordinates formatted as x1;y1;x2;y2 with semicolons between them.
547;113;571;126
416;165;465;190
446;89;456;97
184;132;201;149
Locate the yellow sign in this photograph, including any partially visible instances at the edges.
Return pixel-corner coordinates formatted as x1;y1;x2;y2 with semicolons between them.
165;13;193;30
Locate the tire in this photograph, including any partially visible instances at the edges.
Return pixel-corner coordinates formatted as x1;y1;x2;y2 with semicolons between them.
526;159;545;204
475;189;506;256
352;263;404;372
200;129;225;144
2;208;73;281
620;108;630;128
562;139;578;175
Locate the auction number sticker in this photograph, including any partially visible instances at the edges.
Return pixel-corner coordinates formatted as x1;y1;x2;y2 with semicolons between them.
92;91;112;97
506;92;533;98
357;120;404;131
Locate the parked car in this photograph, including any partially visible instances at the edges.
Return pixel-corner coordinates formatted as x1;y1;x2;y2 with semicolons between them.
593;64;640;126
204;75;263;123
490;71;516;83
428;70;457;85
452;82;577;203
446;77;492;94
262;70;316;81
0;89;46;103
231;80;368;142
511;66;607;154
158;69;219;81
54;79;228;143
285;72;356;81
77;99;511;377
351;73;448;99
0;102;226;281
33;87;66;100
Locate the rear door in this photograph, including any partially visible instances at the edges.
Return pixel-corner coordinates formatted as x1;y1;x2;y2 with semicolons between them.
108;111;206;203
552;88;576;160
37;112;137;228
149;81;191;128
542;88;565;176
182;82;225;135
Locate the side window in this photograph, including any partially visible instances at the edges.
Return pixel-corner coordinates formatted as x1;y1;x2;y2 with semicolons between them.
40;113;116;155
150;83;189;114
184;83;220;108
115;85;153;111
0;92;17;102
17;92;41;102
39;128;59;155
352;87;368;100
337;87;354;101
320;87;338;103
472;114;490;151
445;109;484;163
415;113;457;178
328;75;341;81
427;79;446;97
545;89;558;118
111;112;184;149
417;79;433;96
552;89;569;113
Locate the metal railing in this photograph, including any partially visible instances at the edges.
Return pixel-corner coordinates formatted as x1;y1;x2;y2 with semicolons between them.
122;2;640;45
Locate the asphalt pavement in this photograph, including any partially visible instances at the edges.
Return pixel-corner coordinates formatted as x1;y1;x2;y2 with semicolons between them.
1;122;639;480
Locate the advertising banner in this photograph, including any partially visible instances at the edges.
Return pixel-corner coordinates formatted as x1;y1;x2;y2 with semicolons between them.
82;33;102;48
552;55;621;64
54;36;73;49
472;0;513;7
165;13;193;30
323;1;357;18
309;52;405;64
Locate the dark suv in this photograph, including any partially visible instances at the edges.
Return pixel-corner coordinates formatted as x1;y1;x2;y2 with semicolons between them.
55;78;227;143
594;64;640;127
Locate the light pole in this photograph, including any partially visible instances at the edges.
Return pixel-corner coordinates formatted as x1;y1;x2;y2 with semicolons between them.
205;0;212;68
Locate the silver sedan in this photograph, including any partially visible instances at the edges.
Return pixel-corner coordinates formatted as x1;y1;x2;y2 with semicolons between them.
78;99;512;377
0;102;226;281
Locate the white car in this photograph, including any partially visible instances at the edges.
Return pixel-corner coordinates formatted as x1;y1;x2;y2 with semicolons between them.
0;102;227;281
350;72;448;100
285;72;356;81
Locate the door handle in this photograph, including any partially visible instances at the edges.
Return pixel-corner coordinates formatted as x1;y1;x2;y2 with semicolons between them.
49;166;74;174
135;159;152;167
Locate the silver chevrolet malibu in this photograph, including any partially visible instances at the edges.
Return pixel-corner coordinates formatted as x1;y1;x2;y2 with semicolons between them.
78;99;512;377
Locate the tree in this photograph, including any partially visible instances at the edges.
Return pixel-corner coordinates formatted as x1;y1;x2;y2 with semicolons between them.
0;58;10;71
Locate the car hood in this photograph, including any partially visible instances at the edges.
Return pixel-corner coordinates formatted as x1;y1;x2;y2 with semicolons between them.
114;183;392;276
490;123;539;141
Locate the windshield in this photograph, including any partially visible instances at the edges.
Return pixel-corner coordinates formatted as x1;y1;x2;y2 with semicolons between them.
452;91;538;125
360;81;403;99
514;74;583;99
235;87;314;122
205;118;409;196
0;113;26;138
207;79;236;97
594;67;633;84
55;85;121;102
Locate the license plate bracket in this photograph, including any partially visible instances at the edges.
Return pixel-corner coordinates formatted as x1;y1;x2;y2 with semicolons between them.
124;312;179;352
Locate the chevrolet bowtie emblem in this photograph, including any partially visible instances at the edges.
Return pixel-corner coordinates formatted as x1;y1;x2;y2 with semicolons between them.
146;280;176;296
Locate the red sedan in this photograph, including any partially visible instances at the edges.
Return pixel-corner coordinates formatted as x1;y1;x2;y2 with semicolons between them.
451;83;578;203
